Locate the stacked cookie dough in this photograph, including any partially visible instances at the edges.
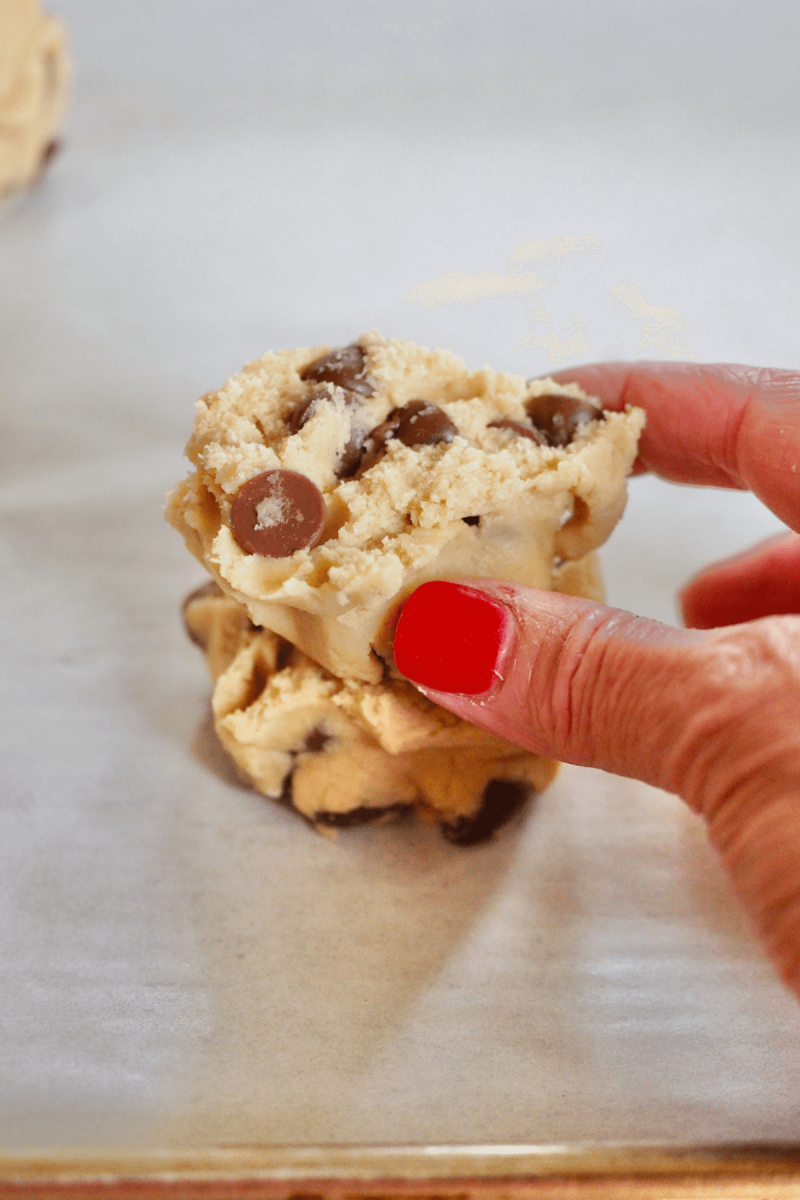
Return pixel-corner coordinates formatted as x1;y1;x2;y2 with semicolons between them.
182;580;561;844
0;0;69;198
168;332;644;842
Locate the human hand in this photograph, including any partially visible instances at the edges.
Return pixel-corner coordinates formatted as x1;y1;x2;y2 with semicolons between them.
393;363;800;995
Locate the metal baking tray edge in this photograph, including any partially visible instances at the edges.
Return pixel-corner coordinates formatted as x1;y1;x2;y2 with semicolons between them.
4;1143;800;1197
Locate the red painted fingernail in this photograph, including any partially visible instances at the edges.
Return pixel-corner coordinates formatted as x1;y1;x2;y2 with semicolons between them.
393;581;512;695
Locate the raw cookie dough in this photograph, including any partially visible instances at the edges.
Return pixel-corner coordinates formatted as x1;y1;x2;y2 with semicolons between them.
0;0;69;197
170;334;636;841
183;581;561;844
167;333;645;683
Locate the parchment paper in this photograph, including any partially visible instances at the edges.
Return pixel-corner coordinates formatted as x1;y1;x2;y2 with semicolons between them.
3;0;800;1155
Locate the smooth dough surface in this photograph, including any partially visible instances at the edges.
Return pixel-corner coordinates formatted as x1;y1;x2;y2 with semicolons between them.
167;332;645;682
0;0;69;197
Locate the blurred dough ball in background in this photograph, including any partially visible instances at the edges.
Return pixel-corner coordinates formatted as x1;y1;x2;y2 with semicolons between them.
0;0;69;197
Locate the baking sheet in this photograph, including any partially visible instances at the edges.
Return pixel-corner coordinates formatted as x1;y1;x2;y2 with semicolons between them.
3;0;800;1163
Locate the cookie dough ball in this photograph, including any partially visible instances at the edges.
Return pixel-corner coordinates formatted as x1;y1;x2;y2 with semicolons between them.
183;582;560;845
0;0;69;198
167;333;644;683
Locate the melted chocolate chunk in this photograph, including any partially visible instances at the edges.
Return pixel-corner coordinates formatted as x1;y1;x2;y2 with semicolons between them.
275;637;294;672
355;400;457;476
462;515;481;526
303;726;332;754
441;779;531;846
489;417;547;446
275;729;334;811
230;469;325;558
524;393;603;447
314;803;411;829
299;343;373;396
275;728;409;828
276;724;412;831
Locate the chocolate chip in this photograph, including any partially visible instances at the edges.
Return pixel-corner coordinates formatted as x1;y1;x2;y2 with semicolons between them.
286;387;328;435
488;417;547;446
462;515;481;526
441;780;531;846
337;429;369;478
287;386;368;479
276;739;411;828
524;393;603;447
355;400;457;476
274;729;332;811
299;343;373;396
353;417;398;477
275;727;410;831
392;399;458;447
303;726;332;754
230;469;326;558
314;803;411;829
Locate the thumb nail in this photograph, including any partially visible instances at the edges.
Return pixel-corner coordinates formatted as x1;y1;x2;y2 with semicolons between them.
393;580;513;695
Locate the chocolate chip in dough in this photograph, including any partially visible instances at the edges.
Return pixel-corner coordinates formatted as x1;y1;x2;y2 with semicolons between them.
276;727;410;829
336;430;369;478
488;417;547;446
352;417;399;477
287;386;367;478
303;725;332;754
524;393;604;447
299;343;374;396
392;399;457;447
462;515;481;526
230;469;326;558
286;387;330;435
441;780;531;846
314;803;411;829
355;400;457;476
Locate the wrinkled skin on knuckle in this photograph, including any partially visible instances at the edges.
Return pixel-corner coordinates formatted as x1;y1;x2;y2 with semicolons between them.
511;603;611;763
517;606;692;778
689;617;800;998
736;369;800;529
555;610;657;769
675;618;800;819
515;610;800;810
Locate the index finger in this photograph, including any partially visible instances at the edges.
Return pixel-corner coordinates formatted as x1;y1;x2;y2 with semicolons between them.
550;362;800;532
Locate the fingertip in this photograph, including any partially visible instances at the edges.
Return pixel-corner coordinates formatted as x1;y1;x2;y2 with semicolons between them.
678;583;710;630
679;532;800;629
393;580;514;696
546;362;636;410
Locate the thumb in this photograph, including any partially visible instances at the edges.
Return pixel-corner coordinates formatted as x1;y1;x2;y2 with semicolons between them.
393;580;800;990
392;579;800;805
393;579;719;797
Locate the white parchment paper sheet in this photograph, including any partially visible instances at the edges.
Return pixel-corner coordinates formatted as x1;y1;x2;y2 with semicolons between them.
2;0;800;1152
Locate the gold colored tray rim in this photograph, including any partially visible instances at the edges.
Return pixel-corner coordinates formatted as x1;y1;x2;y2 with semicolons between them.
5;1142;800;1184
